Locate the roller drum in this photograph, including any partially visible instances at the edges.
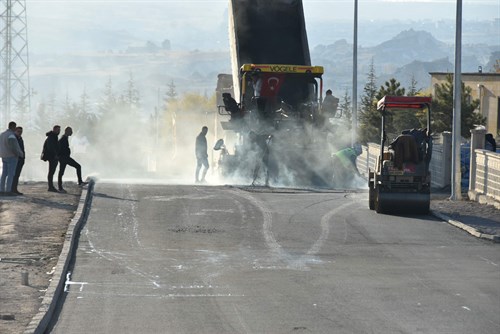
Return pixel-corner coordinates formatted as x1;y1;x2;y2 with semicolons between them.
375;190;430;214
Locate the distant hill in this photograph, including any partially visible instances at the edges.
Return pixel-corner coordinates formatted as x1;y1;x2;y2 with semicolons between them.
311;29;499;96
389;58;454;91
29;27;499;112
373;29;448;64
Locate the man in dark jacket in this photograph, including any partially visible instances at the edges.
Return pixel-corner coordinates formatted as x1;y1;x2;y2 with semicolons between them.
11;126;25;195
42;125;60;192
249;131;272;187
58;126;86;193
195;126;209;183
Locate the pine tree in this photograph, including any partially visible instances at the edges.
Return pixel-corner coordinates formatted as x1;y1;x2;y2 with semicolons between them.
77;88;97;138
338;89;352;130
432;74;485;137
98;77;116;119
60;93;78;125
15;91;30;127
35;94;58;134
374;78;424;139
407;75;421;96
375;78;405;100
165;80;177;105
162;80;178;154
358;59;379;144
121;71;141;110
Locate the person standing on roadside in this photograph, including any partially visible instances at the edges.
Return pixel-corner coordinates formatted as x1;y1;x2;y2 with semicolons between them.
0;121;24;195
11;126;25;195
195;126;209;183
41;125;60;192
57;126;86;193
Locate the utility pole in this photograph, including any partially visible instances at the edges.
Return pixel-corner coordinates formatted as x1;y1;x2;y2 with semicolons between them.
351;0;358;145
0;0;31;126
450;0;462;200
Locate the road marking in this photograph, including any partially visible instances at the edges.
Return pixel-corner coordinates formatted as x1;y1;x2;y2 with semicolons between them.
64;272;87;292
232;303;251;333
478;256;498;266
85;225;162;289
231;189;356;269
307;202;357;256
144;194;215;202
66;291;243;299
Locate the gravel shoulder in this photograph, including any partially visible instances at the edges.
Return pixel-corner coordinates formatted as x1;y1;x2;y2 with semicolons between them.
0;182;81;334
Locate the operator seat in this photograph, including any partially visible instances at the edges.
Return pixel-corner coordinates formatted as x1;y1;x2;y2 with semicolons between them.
389;134;420;170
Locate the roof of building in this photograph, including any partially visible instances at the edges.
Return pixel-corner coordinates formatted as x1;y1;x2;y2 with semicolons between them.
429;72;500;77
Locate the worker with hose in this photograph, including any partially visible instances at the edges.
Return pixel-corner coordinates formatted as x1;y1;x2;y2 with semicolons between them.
332;143;363;188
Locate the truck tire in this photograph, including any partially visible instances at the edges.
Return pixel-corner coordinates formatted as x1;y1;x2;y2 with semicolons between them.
375;188;384;214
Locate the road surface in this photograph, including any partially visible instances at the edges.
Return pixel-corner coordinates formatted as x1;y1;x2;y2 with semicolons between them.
49;183;500;333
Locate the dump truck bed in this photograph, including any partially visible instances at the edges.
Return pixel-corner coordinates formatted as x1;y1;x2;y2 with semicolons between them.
229;0;310;66
229;0;310;99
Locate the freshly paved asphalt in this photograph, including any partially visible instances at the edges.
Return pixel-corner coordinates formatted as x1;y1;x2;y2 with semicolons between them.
48;183;500;334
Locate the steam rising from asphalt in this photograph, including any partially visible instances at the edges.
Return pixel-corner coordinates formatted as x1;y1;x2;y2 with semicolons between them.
16;93;364;190
12;2;365;190
209;115;364;190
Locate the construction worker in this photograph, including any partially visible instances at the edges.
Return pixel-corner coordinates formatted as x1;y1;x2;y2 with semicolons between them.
322;89;339;117
251;72;267;117
249;131;272;187
332;143;362;188
195;126;209;183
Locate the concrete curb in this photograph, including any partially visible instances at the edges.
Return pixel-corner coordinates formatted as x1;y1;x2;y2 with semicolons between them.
431;210;500;243
24;179;95;334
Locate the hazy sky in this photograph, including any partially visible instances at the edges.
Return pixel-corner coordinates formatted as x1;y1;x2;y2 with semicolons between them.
25;0;498;54
27;0;499;22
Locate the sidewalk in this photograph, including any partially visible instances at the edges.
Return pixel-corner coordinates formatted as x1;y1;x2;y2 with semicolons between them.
430;192;500;242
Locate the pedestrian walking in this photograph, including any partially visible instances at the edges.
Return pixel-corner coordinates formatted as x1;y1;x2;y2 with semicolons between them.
195;126;209;183
41;125;60;192
11;126;25;195
57;126;87;193
0;121;24;195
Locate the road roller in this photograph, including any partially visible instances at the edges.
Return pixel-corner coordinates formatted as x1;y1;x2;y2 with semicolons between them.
368;96;433;214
